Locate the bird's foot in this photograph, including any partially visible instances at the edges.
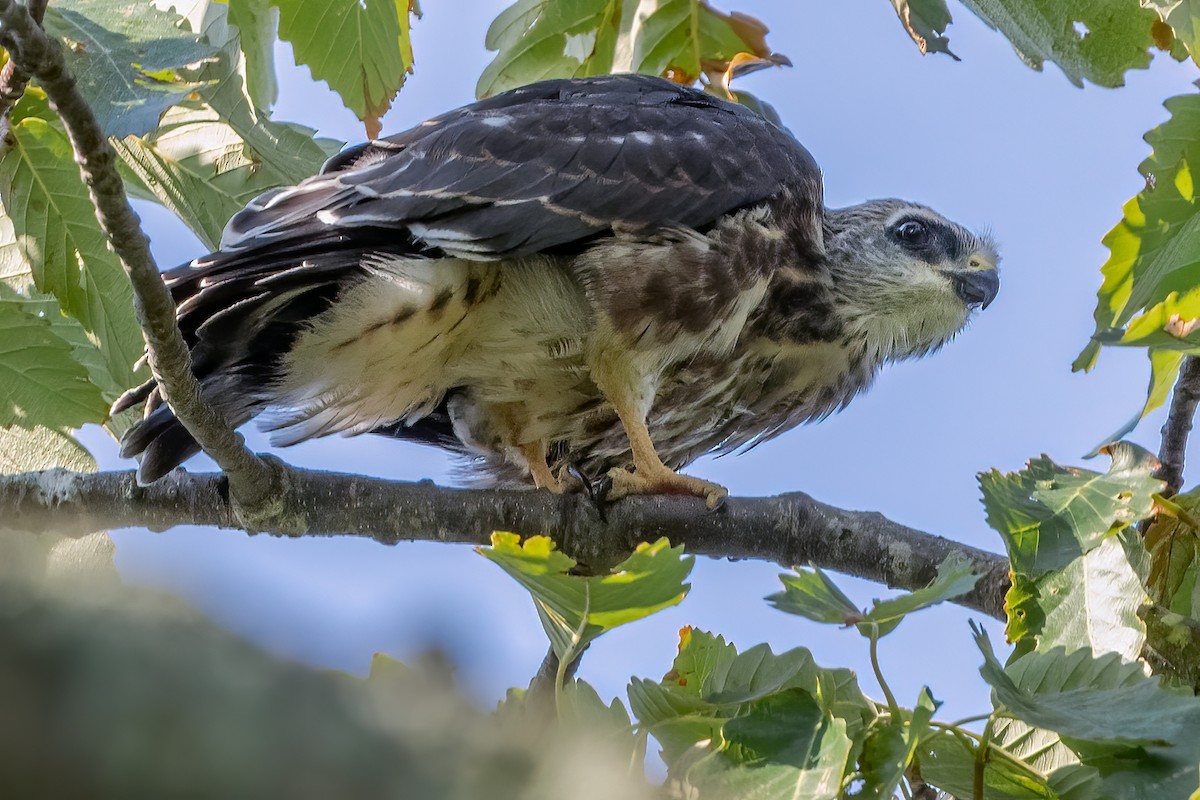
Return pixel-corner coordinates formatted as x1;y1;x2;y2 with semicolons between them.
602;465;728;510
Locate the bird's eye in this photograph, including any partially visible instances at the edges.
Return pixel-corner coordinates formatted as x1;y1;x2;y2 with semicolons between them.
894;220;928;244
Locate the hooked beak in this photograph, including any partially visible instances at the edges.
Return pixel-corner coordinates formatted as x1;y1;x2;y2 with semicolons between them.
951;269;999;310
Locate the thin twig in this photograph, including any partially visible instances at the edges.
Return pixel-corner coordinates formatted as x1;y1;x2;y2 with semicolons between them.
0;467;1012;619
0;0;279;518
1157;356;1200;496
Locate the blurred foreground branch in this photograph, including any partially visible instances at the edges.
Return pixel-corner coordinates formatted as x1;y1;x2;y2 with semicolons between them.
0;466;1010;620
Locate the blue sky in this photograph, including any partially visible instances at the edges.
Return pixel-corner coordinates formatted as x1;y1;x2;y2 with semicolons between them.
79;0;1200;732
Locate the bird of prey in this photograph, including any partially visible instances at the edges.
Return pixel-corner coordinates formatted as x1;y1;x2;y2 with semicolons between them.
115;74;999;507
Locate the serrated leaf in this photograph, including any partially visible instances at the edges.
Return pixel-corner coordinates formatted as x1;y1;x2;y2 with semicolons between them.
888;0;957;58
1077;91;1200;383
957;0;1156;88
979;450;1162;577
479;533;691;664
627;628;872;764
766;565;861;626
272;0;416;138
0;117;144;395
1005;533;1147;660
0;424;96;474
977;629;1200;748
680;689;853;800
225;0;279;110
0;297;107;430
1145;488;1200;618
41;0;218;138
478;0;785;100
769;554;980;637
559;679;646;768
1091;348;1185;449
857;688;939;799
117;3;340;248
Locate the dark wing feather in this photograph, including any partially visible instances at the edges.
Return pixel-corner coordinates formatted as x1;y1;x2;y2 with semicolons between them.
220;75;823;260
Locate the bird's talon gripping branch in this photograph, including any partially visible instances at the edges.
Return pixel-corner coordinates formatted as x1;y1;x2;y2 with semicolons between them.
603;466;729;509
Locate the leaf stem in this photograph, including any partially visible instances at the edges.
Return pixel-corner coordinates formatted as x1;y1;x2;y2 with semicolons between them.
869;625;901;719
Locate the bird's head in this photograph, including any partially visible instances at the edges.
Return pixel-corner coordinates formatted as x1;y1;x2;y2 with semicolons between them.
822;199;999;362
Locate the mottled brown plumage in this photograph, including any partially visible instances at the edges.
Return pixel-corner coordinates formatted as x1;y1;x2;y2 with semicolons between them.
115;75;999;503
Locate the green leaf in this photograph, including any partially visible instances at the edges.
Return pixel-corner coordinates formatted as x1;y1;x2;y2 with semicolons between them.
981;632;1200;799
478;0;622;98
225;0;279;110
1145;490;1200;617
979;450;1162;577
1076;91;1200;377
976;629;1200;748
1139;604;1200;690
478;0;783;99
628;0;776;84
680;689;853;800
857;688;939;799
116;2;340;249
956;0;1157;88
0;424;96;474
919;730;1060;800
1005;533;1148;660
766;565;861;626
41;0;218;138
627;628;872;764
0;296;107;430
478;533;691;664
768;554;980;637
887;0;957;58
272;0;416;138
559;679;646;769
0;117;144;394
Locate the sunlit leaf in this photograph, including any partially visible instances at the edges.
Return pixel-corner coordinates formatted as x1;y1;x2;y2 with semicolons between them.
478;0;784;99
887;0;957;58
478;533;691;665
272;0;416;138
979;449;1162;577
1005;533;1147;660
1144;0;1200;64
0;423;96;474
1075;91;1200;434
765;565;861;626
957;0;1156;88
42;0;218;138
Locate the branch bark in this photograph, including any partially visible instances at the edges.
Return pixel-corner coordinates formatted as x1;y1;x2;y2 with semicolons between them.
0;467;1011;620
0;0;45;139
1157;355;1200;496
0;0;278;516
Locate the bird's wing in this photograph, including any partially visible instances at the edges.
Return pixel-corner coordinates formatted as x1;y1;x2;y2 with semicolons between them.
219;74;824;260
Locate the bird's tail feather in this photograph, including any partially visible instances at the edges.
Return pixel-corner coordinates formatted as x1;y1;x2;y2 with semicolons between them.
115;227;420;483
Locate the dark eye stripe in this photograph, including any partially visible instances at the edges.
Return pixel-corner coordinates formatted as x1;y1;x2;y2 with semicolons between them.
892;216;962;263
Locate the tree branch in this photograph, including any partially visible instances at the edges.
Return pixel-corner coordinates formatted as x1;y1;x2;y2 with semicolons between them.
0;0;278;516
0;467;1011;620
0;0;45;139
1158;355;1200;496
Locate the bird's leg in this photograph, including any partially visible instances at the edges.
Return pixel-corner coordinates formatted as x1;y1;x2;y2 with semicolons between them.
592;355;728;509
517;440;564;493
